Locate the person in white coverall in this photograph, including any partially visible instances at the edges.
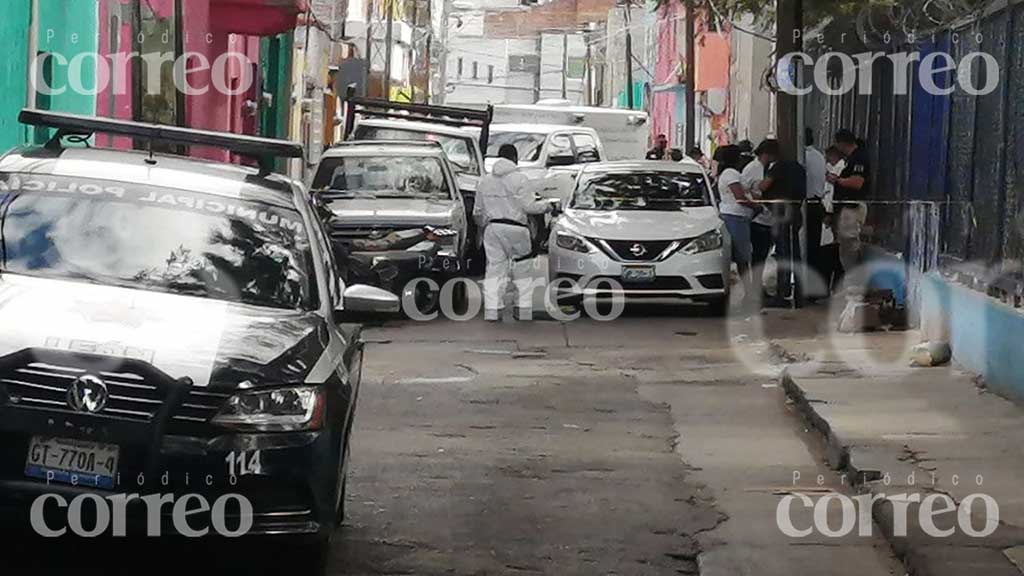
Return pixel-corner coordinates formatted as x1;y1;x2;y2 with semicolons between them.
474;144;554;321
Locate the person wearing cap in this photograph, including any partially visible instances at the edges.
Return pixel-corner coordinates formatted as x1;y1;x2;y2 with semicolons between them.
828;129;871;292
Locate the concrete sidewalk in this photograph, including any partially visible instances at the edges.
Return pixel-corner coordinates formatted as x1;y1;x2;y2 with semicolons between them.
775;330;1024;576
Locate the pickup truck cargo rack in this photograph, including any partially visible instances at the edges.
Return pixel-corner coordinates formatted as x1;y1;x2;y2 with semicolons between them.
342;88;493;154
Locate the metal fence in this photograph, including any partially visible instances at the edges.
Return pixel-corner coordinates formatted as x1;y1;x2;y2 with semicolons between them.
806;2;1024;279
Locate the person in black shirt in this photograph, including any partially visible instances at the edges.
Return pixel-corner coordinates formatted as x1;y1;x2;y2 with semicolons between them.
647;134;669;160
828;129;870;291
759;157;806;307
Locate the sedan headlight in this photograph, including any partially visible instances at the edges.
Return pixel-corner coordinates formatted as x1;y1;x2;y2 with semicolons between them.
555;232;592;253
680;230;723;256
212;386;325;432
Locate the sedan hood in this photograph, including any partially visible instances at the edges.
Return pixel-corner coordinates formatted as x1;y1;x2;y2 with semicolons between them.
328;198;454;227
555;207;720;241
0;274;330;390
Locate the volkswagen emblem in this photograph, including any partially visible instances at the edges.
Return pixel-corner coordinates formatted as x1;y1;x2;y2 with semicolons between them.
629;243;648;258
67;374;109;414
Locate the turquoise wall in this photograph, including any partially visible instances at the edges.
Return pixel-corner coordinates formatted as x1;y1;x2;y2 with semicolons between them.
0;1;31;152
34;0;99;143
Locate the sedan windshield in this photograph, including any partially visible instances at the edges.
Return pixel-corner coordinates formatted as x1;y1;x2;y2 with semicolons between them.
354;126;481;176
486;132;546;163
0;174;315;310
311;155;452;200
573;171;710;211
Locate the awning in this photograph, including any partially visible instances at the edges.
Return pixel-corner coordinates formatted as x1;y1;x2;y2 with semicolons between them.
210;0;308;36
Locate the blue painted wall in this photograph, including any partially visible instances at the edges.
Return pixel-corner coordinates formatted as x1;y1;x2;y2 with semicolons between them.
923;274;1024;403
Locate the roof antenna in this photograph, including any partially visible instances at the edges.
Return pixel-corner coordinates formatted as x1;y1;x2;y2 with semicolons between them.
144;139;157;165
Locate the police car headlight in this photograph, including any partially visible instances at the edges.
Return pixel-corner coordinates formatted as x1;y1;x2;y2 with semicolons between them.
555;232;592;254
680;230;723;256
212;386;325;432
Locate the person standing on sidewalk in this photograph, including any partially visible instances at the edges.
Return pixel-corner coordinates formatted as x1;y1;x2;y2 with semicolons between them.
741;139;778;306
828;129;871;292
717;145;759;307
803;129;829;300
474;144;554;321
758;156;806;308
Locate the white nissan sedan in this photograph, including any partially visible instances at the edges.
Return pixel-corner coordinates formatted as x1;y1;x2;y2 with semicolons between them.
547;160;731;314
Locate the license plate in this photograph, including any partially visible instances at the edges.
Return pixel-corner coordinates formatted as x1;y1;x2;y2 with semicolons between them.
25;436;120;489
622;265;656;283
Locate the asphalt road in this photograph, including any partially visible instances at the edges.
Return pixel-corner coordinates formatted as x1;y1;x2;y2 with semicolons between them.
328;307;904;576
18;306;904;576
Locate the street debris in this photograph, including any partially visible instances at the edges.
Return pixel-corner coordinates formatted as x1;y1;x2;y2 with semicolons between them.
909;341;952;367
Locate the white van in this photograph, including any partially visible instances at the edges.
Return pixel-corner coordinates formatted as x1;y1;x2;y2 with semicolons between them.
490;102;649;161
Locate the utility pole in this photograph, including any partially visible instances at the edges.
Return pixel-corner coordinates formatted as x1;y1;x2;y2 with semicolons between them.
684;0;695;150
776;0;803;159
409;0;418;102
585;29;593;106
534;35;542;103
383;0;395;100
624;3;634;109
561;32;568;100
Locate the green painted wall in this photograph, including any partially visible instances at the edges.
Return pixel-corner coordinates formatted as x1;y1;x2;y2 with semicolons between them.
0;1;31;152
260;33;293;140
34;0;98;143
260;33;293;172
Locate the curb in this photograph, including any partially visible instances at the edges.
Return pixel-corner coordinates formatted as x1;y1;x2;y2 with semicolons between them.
779;369;933;576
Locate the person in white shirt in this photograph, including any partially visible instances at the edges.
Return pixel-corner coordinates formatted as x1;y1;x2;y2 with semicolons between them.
741;139;779;306
716;145;758;304
803;129;829;300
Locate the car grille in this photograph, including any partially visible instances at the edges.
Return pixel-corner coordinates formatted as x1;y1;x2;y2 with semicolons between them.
589;276;692;291
331;226;399;242
597;239;676;262
0;360;227;426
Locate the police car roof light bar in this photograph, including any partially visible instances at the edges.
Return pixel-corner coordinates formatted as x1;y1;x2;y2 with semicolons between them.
19;109;304;175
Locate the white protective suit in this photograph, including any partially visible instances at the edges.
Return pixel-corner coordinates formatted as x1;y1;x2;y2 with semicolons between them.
473;158;552;318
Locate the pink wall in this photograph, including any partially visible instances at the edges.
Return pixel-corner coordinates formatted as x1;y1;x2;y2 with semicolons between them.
95;0;292;162
651;2;680;145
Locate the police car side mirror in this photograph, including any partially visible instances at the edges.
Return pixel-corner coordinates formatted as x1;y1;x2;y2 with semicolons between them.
342;284;400;314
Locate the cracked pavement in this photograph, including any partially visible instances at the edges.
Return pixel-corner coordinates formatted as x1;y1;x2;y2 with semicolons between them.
327;309;903;575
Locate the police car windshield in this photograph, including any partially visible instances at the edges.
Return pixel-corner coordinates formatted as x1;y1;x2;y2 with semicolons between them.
312;155;452;200
573;171;710;211
0;174;316;311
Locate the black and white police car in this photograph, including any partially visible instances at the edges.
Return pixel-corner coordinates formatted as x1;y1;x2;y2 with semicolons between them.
0;110;397;568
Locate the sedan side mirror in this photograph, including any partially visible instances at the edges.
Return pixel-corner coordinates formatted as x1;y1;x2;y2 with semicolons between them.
342;284;400;314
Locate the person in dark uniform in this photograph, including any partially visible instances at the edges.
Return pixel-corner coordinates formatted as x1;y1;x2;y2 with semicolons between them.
828;129;871;292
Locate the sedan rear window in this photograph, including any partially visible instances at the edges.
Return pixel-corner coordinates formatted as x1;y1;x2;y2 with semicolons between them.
573;171;710;211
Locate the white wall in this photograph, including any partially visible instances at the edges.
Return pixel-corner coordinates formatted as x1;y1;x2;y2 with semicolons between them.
729;14;774;144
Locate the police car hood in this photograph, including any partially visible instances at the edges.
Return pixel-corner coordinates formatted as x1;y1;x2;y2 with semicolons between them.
0;274;330;390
